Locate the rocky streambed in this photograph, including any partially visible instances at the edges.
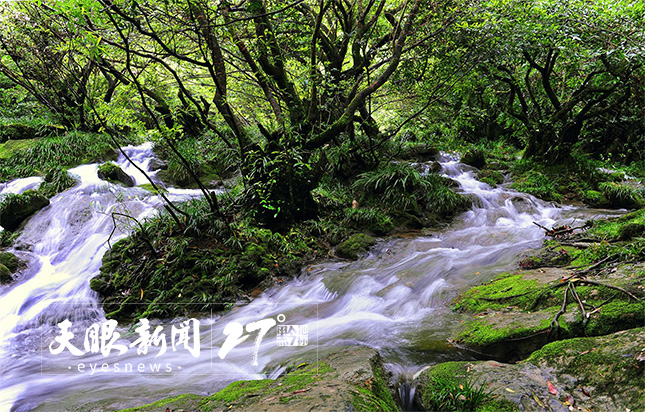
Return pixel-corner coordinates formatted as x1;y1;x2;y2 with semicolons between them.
118;211;645;412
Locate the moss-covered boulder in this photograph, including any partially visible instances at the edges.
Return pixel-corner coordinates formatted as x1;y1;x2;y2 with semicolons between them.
0;263;11;284
451;265;645;361
418;328;645;412
478;169;505;186
335;233;376;260
582;190;610;208
0;251;21;272
97;162;135;187
0;190;50;231
599;181;644;209
461;148;487;168
618;223;645;240
0;123;38;142
113;346;397;412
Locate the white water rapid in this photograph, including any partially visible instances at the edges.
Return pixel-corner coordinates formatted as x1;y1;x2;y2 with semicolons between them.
0;149;612;411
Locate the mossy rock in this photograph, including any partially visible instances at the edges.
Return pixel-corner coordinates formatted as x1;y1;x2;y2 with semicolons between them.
0;190;50;231
0;263;11;284
97;162;135;187
526;327;645;411
582;190;610;208
114;346;396;412
618;223;645;240
0;251;21;272
461;148;487;168
137;183;167;195
89;277;114;295
420;328;645;412
452;266;645;361
415;361;519;412
478;169;505;186
0;123;38;142
599;181;644;209
335;233;376;260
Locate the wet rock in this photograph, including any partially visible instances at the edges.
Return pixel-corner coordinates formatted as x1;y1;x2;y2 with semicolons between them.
478;169;505;186
148;158;167;170
0;263;11;284
0;190;50;231
451;267;645;361
97;162;135;187
461;148;486;168
89;277;114;296
418;327;645;412
335;233;376;260
110;346;397;412
0;251;22;272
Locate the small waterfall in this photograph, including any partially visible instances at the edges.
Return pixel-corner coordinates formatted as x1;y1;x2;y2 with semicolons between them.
0;151;601;411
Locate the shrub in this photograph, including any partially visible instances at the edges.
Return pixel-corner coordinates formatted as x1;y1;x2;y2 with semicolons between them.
39;166;77;197
599;182;644;209
422;371;494;412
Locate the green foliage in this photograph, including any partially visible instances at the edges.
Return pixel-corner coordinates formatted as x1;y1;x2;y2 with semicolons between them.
0;131;137;182
0;189;49;231
598;182;644;209
421;367;495;412
343;207;394;236
243;147;317;229
38;166;77;197
353;162;470;217
0;251;20;272
510;169;563;202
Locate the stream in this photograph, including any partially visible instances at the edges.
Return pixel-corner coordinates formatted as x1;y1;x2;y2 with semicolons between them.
0;146;614;411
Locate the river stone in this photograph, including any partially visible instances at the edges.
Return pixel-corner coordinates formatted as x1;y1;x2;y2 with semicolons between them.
104;346;397;412
97;162;135;187
461;148;486;168
0;251;21;272
335;233;377;260
148;157;168;170
417;327;645;412
0;190;50;231
0;263;11;284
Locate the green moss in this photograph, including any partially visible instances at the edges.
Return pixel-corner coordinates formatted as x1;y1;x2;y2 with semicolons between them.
335;233;376;260
417;361;509;412
137;183;167;194
0;263;11;284
97;161;120;175
583;189;609;207
0;251;21;272
510;169;563;202
204;379;274;404
0;138;37;159
454;273;545;313
527;327;645;398
116;393;203;412
455;310;554;347
0;189;50;231
585;300;645;336
478;169;505;186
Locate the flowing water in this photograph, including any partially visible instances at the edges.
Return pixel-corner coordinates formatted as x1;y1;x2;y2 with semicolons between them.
0;148;614;411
